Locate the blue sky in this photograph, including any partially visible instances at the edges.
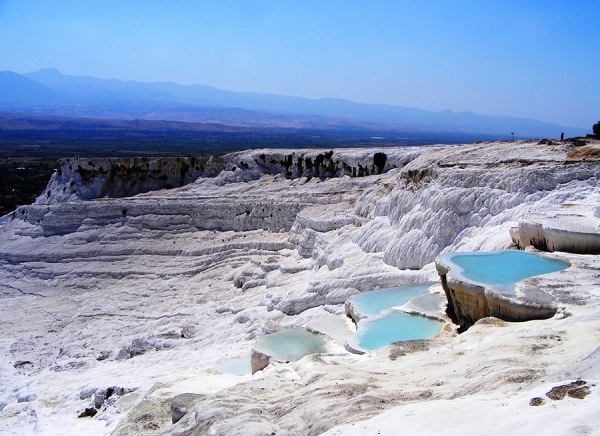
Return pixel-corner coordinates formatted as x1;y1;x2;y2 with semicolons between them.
0;0;598;128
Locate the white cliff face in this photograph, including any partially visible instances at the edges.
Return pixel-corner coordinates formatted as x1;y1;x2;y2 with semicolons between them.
35;156;219;204
0;141;599;435
33;148;422;206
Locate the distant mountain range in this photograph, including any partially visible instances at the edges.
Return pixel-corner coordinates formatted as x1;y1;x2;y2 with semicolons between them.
0;68;587;139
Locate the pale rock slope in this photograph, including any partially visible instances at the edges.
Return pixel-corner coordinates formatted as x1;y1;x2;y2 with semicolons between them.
0;141;599;435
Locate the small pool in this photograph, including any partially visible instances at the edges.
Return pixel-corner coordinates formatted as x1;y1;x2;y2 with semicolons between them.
253;328;328;362
217;356;252;375
348;310;442;352
348;282;434;317
345;282;444;353
442;250;569;291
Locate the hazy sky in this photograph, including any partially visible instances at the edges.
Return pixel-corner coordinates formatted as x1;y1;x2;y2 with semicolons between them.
0;1;598;128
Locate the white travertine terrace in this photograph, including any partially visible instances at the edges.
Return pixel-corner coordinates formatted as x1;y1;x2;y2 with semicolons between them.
511;198;600;254
0;140;599;435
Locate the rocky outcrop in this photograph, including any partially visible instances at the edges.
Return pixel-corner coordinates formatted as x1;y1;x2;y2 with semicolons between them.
171;393;204;424
250;348;272;374
344;299;364;325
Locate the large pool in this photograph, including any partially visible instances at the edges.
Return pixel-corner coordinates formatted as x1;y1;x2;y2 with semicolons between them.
348;283;434;317
441;250;569;291
253;328;328;362
348;310;442;352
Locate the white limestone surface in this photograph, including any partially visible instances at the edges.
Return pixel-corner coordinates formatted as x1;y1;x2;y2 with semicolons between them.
514;195;600;253
0;141;599;435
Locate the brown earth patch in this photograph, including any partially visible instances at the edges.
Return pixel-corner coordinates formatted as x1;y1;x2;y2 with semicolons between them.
567;144;600;161
546;380;589;400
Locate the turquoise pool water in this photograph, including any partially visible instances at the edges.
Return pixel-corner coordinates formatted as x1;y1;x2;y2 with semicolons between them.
217;356;252;375
254;328;328;361
444;250;569;290
346;282;443;352
348;283;434;317
349;310;442;352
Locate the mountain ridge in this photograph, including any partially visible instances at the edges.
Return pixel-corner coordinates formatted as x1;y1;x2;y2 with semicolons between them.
0;68;587;138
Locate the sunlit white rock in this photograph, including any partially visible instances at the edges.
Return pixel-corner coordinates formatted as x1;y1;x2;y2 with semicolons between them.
0;141;598;435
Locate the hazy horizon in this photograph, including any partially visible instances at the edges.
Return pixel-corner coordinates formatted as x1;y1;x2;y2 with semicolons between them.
1;1;598;129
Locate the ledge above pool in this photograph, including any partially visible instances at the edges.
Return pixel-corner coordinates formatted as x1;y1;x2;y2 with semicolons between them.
435;250;570;331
